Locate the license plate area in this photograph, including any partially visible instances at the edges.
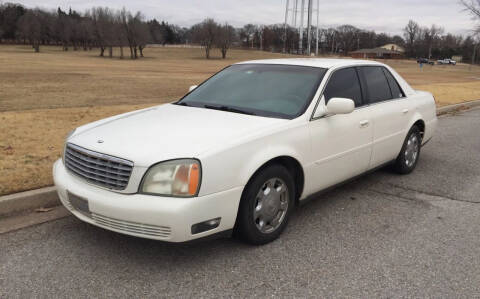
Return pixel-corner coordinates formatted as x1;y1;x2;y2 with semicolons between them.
67;191;90;215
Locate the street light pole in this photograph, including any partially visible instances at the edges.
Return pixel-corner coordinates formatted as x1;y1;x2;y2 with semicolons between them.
306;0;313;56
284;0;290;53
315;0;319;56
299;0;305;54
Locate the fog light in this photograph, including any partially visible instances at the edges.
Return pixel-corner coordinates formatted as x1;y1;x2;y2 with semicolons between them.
191;218;221;234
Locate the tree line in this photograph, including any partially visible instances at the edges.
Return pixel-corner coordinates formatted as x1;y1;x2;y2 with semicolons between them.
238;22;478;63
1;2;479;63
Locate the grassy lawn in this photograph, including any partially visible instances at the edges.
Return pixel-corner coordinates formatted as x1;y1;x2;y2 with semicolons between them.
1;45;479;195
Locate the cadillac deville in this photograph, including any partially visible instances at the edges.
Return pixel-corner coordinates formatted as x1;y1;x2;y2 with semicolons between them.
53;59;437;245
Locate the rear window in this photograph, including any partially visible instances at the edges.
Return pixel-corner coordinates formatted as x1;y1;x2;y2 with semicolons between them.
382;68;404;99
361;66;392;104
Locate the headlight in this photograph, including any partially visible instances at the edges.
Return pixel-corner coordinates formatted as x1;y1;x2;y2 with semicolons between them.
62;129;76;164
140;159;201;197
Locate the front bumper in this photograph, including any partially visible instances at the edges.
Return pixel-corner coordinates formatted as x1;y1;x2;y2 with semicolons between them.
53;159;243;242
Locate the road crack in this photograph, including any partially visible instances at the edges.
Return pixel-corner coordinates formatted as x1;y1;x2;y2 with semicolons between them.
368;183;480;205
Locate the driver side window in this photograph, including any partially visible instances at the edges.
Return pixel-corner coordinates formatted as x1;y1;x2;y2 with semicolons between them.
323;67;363;108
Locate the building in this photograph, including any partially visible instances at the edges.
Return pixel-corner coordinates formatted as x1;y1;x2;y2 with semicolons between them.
380;43;405;53
452;55;462;62
350;47;404;59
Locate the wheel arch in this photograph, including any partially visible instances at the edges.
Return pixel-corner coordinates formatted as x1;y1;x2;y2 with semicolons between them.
242;155;305;206
412;119;425;139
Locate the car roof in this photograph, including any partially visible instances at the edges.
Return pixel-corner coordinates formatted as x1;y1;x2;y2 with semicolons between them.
235;58;385;69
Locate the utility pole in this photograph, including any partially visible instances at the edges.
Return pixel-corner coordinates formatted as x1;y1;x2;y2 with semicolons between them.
306;0;313;56
471;34;479;71
472;42;478;71
298;0;305;54
283;0;289;53
315;0;319;56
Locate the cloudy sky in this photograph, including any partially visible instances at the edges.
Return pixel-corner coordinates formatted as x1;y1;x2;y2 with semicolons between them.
17;0;478;36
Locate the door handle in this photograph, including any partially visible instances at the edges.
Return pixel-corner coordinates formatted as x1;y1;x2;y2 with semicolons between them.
402;109;409;114
359;120;369;128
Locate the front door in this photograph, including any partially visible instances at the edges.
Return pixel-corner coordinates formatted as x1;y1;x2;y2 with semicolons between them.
306;67;373;195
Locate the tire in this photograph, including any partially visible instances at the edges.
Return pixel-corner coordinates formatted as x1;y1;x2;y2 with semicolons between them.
393;126;422;174
235;164;295;245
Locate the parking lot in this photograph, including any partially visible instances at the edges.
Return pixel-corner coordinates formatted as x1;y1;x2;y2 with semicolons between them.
1;107;480;298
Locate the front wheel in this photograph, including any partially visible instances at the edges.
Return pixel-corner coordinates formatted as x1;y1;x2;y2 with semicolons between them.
235;164;295;245
393;126;421;174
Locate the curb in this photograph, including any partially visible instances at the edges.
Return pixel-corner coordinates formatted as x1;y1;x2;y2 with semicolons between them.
1;99;480;218
437;99;480;115
0;186;59;217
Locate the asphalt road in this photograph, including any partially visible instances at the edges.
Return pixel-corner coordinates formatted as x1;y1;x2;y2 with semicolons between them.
1;108;480;298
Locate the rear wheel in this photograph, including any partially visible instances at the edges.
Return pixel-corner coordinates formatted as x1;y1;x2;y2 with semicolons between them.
393;126;421;174
235;164;295;245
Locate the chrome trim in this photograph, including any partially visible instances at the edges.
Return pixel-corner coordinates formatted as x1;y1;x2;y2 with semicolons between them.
91;213;172;238
65;143;133;190
67;143;133;167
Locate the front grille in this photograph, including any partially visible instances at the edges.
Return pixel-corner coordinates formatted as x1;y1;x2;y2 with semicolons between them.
65;143;133;190
91;213;172;238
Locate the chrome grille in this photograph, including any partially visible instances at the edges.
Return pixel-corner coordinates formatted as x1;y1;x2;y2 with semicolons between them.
91;213;172;238
65;143;133;190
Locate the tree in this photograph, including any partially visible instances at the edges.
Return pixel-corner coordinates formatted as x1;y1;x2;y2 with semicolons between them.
216;23;236;58
192;18;218;59
357;30;376;49
391;35;405;47
375;33;391;47
130;14;150;58
242;24;256;48
0;3;26;42
90;7;114;57
17;9;43;52
460;0;480;31
403;20;420;57
147;19;165;44
423;24;444;59
336;25;360;54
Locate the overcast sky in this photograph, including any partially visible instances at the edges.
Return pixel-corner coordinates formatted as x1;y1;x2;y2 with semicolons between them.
16;0;478;36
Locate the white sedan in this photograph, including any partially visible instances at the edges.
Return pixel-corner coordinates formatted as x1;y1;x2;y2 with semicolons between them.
53;59;437;245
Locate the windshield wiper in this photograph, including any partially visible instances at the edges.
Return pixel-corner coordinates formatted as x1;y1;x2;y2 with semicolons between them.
203;104;256;116
176;102;189;106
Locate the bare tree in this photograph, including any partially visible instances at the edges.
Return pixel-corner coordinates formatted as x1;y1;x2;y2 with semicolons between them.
242;24;256;48
460;0;480;19
130;12;150;58
403;20;420;57
90;7;114;57
336;25;360;54
423;25;444;59
17;9;43;52
192;18;218;59
217;23;235;59
460;0;480;35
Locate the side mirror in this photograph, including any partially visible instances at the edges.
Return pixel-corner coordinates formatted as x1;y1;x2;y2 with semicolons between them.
189;85;198;92
326;97;355;115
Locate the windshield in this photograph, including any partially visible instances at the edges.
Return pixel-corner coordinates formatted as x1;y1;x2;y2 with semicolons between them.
177;64;327;119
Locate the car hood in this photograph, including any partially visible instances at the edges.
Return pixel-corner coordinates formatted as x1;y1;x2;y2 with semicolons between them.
69;104;286;166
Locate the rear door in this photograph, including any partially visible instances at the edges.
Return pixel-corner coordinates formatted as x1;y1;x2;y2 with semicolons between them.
358;66;411;168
